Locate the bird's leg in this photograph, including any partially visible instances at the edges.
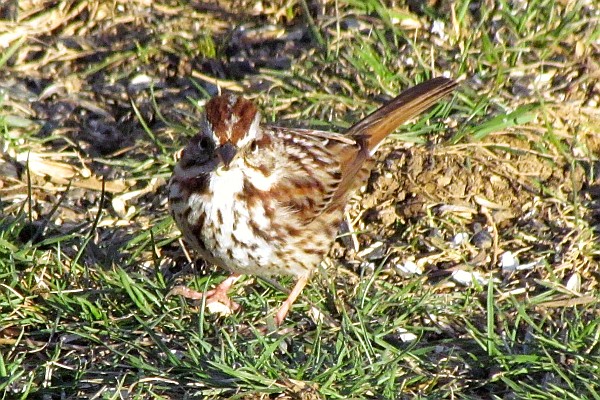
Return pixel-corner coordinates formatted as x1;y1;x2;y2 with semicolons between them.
275;275;309;325
169;273;242;311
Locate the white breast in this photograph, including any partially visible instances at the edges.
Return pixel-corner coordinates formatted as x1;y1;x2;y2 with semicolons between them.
196;164;275;273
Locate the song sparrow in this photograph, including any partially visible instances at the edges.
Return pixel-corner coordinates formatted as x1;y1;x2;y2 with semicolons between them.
168;77;457;325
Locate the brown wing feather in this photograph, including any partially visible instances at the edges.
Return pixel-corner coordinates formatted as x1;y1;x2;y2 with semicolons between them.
268;127;355;224
268;77;457;224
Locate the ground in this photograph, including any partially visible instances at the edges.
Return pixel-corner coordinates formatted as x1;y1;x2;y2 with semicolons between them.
0;0;599;399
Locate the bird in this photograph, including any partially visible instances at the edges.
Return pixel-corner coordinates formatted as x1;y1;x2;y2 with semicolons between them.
168;76;457;325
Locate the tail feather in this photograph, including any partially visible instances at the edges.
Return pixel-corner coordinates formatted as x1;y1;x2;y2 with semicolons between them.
330;77;457;207
346;77;458;152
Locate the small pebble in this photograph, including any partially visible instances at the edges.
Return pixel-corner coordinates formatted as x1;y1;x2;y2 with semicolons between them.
396;328;417;343
395;260;423;276
452;269;487;286
431;20;448;41
565;273;581;293
500;251;519;272
451;232;470;247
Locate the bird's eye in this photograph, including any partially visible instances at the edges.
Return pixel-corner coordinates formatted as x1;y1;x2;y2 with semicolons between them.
250;140;259;153
198;137;211;150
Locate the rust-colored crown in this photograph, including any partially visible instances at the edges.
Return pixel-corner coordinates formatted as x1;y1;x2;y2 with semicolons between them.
204;95;259;145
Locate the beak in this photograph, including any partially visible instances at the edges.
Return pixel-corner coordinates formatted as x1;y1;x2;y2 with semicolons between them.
217;142;237;169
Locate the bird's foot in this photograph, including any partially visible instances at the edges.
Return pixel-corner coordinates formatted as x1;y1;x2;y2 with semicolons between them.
168;274;241;314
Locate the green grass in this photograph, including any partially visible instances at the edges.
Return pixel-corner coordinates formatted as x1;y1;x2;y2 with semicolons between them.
1;0;599;398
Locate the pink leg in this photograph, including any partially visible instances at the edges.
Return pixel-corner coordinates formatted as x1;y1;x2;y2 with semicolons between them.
169;274;242;311
275;275;309;325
